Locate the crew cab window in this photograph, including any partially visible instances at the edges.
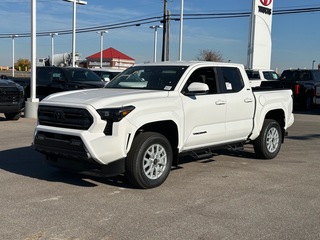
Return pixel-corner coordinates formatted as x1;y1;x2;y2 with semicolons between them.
246;70;259;79
52;69;65;82
183;67;218;94
219;67;244;93
313;71;320;82
263;71;279;80
37;68;51;84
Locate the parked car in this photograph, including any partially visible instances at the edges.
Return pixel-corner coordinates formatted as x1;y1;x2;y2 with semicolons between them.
245;69;279;87
0;75;25;120
261;69;320;110
13;66;107;100
91;68;123;82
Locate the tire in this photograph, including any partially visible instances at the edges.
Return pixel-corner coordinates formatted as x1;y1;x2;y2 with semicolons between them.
125;132;173;189
304;95;312;111
4;111;21;120
253;119;282;159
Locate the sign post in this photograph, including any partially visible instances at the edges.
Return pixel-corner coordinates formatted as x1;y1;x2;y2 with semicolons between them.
247;0;274;70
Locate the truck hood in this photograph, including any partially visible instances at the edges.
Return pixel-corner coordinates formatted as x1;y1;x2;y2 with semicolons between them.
41;88;170;109
0;79;17;87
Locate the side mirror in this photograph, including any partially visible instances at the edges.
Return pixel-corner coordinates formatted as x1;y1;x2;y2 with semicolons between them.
185;82;209;95
103;77;111;82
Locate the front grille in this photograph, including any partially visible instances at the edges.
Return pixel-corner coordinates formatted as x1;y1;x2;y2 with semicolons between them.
38;105;93;130
0;87;20;104
34;131;89;160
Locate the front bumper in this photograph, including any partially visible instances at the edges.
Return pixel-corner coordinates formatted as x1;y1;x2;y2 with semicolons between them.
33;107;136;176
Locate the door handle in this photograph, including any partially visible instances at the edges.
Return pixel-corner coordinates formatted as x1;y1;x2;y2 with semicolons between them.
215;100;226;105
244;98;253;103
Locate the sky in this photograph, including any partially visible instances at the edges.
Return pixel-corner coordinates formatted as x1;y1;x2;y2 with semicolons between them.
0;0;319;73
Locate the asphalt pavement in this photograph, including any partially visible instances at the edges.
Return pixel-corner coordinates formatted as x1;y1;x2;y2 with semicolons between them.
1;109;320;240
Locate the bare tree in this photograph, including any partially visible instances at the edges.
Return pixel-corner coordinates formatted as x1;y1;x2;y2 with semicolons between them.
196;49;224;62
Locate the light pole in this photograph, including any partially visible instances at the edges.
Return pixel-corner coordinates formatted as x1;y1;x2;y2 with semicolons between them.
25;0;39;119
178;0;184;61
312;60;316;69
63;0;87;67
97;30;108;68
150;25;162;63
11;35;18;77
50;33;58;66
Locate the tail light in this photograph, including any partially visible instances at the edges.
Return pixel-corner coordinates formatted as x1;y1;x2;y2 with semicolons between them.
294;84;300;95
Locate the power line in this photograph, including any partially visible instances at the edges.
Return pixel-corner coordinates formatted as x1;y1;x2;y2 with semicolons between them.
0;6;320;38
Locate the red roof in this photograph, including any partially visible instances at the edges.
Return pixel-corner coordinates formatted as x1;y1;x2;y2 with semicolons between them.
86;47;134;61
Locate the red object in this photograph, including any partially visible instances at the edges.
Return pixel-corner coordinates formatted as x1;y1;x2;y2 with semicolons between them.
260;0;272;6
86;47;134;61
294;84;300;95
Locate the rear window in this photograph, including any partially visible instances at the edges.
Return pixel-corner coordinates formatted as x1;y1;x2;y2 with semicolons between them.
246;70;260;80
220;67;244;93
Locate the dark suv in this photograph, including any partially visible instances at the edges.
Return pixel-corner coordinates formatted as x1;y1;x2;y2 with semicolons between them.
0;75;25;120
280;69;320;110
14;66;107;100
262;69;320;110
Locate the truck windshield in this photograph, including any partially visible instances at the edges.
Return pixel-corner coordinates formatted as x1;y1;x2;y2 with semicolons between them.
106;65;188;90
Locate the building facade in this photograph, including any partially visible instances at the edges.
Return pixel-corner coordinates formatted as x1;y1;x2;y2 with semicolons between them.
86;47;135;69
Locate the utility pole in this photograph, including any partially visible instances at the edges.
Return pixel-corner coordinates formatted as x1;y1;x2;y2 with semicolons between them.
161;0;167;62
165;10;170;61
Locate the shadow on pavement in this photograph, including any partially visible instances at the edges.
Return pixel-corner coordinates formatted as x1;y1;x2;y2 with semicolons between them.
0;146;131;188
293;107;320;115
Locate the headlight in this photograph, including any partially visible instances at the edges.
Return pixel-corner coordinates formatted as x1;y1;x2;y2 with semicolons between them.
97;106;135;122
15;83;24;92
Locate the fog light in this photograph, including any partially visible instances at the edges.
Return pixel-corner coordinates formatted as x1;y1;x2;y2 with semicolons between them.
36;134;45;141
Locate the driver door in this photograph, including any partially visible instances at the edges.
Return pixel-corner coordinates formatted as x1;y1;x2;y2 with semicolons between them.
181;67;227;150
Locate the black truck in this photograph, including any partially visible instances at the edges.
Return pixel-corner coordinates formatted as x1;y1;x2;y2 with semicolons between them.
261;69;320;110
0;75;25;120
14;66;107;100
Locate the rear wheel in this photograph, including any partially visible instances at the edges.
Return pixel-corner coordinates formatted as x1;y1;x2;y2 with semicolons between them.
125;132;173;189
254;119;282;159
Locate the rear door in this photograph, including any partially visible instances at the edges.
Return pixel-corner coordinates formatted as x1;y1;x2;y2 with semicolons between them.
217;67;255;141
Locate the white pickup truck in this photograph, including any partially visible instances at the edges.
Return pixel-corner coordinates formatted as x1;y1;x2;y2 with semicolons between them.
246;69;279;87
34;61;294;188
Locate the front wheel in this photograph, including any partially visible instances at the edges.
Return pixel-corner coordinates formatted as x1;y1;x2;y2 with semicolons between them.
254;119;282;159
125;132;173;189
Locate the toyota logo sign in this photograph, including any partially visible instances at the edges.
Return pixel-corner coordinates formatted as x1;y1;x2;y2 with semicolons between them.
260;0;272;6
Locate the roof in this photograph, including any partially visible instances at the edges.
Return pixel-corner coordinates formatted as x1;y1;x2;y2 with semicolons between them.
133;61;245;69
86;47;134;61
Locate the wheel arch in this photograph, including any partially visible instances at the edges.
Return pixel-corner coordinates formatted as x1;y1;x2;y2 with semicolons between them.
134;120;179;165
265;109;285;142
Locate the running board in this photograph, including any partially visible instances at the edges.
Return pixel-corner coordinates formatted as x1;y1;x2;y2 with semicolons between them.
191;148;214;160
227;143;244;152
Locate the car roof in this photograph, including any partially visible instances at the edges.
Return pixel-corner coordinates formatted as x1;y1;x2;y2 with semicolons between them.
91;68;122;72
133;61;245;69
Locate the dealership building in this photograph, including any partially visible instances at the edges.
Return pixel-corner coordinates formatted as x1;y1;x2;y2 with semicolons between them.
85;47;135;69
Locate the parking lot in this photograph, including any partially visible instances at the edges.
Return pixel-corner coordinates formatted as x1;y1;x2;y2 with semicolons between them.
1;109;320;240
